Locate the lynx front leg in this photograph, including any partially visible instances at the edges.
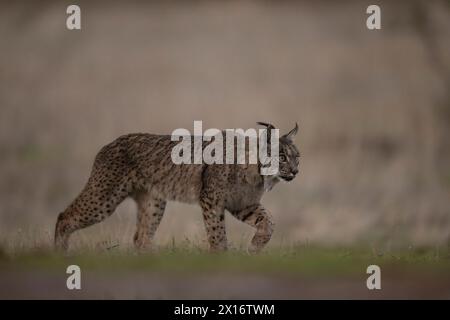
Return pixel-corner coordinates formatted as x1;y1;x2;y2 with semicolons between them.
200;165;229;252
199;193;227;252
133;193;166;250
232;204;274;253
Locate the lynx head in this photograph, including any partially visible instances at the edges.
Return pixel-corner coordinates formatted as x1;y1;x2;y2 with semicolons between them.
257;122;300;182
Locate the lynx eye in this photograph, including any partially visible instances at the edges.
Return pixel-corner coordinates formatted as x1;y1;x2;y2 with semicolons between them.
279;154;286;162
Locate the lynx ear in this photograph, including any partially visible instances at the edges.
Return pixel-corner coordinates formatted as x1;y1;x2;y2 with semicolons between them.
256;122;276;131
282;123;299;141
257;122;276;143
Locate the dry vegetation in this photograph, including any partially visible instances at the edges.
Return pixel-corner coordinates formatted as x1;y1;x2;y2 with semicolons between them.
0;0;450;253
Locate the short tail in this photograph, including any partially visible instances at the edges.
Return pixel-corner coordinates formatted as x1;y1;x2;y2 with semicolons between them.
54;212;69;251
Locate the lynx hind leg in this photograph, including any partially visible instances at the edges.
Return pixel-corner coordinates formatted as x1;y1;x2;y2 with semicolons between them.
54;178;130;251
232;204;274;253
133;193;166;250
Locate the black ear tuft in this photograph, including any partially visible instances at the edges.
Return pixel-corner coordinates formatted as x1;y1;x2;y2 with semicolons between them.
257;122;276;130
282;122;299;141
257;122;277;147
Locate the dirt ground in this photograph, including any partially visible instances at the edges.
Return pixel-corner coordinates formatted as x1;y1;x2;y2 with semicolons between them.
1;270;449;299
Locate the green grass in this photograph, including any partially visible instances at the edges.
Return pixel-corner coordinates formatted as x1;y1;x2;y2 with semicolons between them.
1;245;449;278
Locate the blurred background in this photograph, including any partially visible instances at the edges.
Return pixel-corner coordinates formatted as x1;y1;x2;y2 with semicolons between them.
1;0;449;250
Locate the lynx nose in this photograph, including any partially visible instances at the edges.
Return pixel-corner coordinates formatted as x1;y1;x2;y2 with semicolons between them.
292;168;299;175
